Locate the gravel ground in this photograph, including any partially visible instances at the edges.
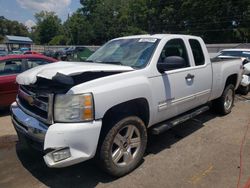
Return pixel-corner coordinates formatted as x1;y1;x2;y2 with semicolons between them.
0;95;250;188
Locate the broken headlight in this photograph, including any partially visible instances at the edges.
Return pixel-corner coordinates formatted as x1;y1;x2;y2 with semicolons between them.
54;93;94;122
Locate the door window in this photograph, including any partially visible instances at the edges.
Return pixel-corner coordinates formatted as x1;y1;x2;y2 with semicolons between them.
189;39;205;66
158;39;190;70
0;60;22;76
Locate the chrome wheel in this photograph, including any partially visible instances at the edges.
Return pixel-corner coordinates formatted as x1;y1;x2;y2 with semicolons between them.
100;116;147;176
111;125;141;167
224;89;233;110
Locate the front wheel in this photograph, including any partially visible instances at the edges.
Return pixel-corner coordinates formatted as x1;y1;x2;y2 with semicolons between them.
99;116;147;177
213;84;235;115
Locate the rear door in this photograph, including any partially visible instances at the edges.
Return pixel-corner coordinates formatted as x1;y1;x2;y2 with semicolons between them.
0;59;23;107
187;38;212;106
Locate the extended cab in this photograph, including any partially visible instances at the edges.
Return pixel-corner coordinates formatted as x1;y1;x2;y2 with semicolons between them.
11;34;243;176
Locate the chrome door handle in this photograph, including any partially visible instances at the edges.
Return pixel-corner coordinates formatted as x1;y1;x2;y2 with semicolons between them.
185;74;195;80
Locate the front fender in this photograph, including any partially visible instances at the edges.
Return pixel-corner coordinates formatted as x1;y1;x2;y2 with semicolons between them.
93;76;153;119
68;74;153;121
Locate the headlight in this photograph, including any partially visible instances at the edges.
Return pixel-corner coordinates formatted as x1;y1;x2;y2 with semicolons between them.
54;93;94;122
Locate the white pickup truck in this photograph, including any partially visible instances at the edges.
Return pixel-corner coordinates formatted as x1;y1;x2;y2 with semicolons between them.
11;34;243;177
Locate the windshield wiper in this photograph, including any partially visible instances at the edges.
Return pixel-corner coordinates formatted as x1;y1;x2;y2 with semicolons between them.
85;60;94;62
85;60;124;66
96;61;123;65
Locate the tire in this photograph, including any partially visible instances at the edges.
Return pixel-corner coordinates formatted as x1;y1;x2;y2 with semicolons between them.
238;85;249;95
99;116;147;177
213;84;235;115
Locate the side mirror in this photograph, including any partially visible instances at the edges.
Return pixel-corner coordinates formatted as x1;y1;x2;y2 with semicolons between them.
157;56;186;73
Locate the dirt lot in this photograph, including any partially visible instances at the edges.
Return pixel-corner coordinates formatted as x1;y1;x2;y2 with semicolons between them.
0;95;250;188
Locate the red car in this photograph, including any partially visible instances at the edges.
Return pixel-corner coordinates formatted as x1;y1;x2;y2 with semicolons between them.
0;54;58;108
24;51;41;55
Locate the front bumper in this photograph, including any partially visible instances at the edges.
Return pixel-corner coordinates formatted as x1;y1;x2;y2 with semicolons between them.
241;75;250;87
11;102;102;168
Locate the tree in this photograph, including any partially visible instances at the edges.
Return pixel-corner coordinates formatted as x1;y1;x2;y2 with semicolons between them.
0;16;29;42
64;11;94;45
178;0;250;43
48;35;67;45
34;11;63;44
79;0;148;44
27;0;250;45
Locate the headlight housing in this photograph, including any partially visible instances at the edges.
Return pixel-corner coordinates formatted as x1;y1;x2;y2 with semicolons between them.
54;93;94;122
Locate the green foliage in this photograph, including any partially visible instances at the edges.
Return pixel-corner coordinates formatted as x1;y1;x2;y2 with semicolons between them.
0;16;29;43
29;0;250;45
49;35;67;45
178;0;250;43
64;11;94;45
78;0;250;44
34;11;63;44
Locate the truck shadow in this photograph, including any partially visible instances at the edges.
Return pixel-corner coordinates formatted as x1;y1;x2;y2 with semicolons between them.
0;108;10;117
146;111;217;154
15;111;217;188
16;146;116;188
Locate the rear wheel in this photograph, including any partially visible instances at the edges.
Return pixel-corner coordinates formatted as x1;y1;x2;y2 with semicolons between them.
99;116;147;177
213;84;235;115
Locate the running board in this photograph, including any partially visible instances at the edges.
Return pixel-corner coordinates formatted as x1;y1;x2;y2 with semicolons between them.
151;106;210;135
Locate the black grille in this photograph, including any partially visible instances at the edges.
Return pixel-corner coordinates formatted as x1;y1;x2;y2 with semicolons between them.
17;85;53;125
18;96;48;119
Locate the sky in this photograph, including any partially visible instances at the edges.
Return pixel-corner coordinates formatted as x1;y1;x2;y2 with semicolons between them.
0;0;81;29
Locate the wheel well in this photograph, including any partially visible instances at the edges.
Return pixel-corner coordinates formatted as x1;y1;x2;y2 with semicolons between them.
95;98;150;161
225;74;238;88
102;98;150;128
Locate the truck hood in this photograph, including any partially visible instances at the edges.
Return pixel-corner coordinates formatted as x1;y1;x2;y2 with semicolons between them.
16;61;134;85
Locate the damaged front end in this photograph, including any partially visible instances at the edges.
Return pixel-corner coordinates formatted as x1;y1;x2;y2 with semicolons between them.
15;62;134;124
12;62;134;167
25;70;129;94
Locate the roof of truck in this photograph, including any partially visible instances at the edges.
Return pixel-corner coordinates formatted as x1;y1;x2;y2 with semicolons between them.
116;34;201;40
221;49;250;52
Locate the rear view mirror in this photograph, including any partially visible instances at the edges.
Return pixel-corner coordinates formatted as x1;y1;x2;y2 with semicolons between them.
157;56;186;73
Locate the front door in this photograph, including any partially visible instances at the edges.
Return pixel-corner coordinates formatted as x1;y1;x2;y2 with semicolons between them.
150;38;200;124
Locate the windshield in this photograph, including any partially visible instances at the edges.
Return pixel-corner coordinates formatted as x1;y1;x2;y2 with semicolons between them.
219;51;250;59
87;38;159;68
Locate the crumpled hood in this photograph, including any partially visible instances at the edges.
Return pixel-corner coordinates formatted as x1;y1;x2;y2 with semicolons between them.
16;61;134;85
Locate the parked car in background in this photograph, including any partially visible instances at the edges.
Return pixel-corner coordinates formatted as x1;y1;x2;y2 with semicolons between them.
218;49;250;60
24;51;41;55
0;48;7;57
43;47;96;61
215;49;250;95
53;47;68;59
61;46;85;56
19;47;30;54
0;54;58;109
43;49;58;59
58;46;95;61
9;50;23;55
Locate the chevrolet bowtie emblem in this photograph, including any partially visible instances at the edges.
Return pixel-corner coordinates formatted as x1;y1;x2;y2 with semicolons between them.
19;90;35;106
27;96;34;106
